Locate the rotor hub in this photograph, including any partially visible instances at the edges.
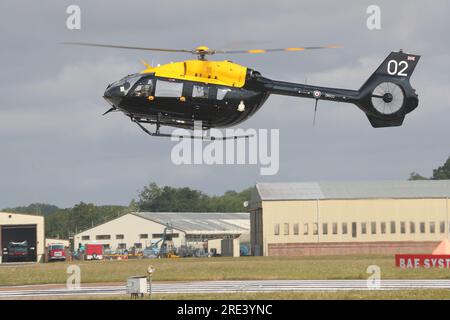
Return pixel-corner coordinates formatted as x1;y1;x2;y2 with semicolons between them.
382;92;393;103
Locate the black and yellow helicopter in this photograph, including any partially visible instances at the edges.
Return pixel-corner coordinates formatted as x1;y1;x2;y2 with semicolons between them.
67;42;420;139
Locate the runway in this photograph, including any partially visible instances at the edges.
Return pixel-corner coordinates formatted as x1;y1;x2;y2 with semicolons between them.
1;279;450;298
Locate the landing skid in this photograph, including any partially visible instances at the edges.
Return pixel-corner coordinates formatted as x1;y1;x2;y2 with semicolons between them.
131;118;252;140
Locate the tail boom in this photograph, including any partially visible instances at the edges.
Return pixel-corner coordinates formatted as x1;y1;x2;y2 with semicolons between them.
257;50;420;128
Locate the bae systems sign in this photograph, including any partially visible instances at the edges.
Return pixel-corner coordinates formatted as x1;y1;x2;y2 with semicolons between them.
395;255;450;268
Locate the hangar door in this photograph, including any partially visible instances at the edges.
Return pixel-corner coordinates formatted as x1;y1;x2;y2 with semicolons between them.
1;224;37;263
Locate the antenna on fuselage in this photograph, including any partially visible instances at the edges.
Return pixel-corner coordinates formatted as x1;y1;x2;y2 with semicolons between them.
312;90;322;127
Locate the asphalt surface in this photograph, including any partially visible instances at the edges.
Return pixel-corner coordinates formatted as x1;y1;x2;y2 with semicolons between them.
1;279;450;298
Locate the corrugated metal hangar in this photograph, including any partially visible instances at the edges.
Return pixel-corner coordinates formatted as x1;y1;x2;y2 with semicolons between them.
74;212;249;253
0;212;45;263
249;180;450;256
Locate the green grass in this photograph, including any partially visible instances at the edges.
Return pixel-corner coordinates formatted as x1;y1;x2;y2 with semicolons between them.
1;255;450;286
32;290;450;300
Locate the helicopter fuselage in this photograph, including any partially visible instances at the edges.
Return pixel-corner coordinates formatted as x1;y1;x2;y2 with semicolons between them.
103;52;420;132
104;73;271;129
103;60;275;129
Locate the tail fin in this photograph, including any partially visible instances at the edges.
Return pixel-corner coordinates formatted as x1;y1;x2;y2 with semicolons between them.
357;51;420;127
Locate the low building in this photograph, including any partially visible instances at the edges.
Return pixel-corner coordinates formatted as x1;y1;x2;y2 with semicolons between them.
249;180;450;256
0;212;45;263
74;212;249;253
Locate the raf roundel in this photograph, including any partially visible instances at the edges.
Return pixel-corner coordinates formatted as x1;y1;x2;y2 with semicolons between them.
313;90;322;99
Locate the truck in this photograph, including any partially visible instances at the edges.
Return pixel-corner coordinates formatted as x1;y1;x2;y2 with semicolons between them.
47;243;66;262
3;241;34;262
85;243;103;260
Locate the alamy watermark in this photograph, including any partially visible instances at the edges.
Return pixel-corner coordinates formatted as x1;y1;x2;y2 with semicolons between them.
170;121;280;175
66;5;81;30
366;5;381;30
66;265;81;290
366;265;381;290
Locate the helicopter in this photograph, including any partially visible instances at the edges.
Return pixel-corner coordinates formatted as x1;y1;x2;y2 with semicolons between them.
67;42;420;139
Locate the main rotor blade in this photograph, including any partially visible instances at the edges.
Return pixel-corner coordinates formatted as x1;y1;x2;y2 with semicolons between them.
63;42;193;53
214;45;341;54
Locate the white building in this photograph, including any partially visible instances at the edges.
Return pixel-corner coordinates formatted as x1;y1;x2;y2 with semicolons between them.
0;212;45;263
74;212;249;253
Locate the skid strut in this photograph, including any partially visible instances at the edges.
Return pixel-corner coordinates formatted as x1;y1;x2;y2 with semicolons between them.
130;117;252;140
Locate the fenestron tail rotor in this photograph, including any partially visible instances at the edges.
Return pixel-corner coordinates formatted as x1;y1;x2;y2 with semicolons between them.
370;82;405;115
63;42;341;60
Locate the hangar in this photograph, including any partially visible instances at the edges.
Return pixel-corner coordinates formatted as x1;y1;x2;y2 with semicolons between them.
249;180;450;256
74;212;249;254
0;212;45;263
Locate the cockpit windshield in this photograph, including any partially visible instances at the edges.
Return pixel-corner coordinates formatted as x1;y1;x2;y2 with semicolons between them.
110;74;141;96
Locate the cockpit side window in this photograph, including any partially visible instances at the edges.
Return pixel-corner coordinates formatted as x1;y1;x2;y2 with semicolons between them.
155;80;183;97
217;88;231;100
192;85;209;99
129;77;153;97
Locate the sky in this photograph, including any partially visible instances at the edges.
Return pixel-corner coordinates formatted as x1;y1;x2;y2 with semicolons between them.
0;0;449;208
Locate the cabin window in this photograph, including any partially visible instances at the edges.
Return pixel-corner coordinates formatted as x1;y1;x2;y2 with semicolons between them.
192;85;209;98
217;88;231;100
155;80;183;97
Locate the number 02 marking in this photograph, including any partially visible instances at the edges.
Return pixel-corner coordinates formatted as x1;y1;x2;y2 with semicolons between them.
387;60;408;76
